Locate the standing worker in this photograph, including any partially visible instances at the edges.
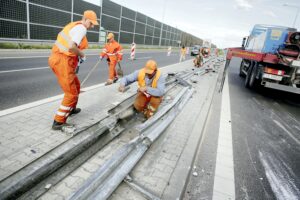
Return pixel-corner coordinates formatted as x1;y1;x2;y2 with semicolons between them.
118;60;165;119
100;33;123;85
49;10;99;130
179;45;186;62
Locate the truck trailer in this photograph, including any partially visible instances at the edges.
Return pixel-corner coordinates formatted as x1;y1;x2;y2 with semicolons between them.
226;24;300;94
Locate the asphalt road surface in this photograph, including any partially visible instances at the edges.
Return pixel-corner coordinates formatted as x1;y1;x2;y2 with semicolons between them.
185;57;300;199
0;49;188;110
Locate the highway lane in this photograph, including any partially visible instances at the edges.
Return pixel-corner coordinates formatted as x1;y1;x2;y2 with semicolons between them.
229;58;300;199
0;50;188;110
184;57;300;199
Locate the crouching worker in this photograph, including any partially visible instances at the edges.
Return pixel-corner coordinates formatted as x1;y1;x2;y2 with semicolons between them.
193;49;203;68
118;60;165;119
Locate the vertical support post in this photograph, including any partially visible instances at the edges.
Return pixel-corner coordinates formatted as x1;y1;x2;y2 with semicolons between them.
159;0;167;46
99;0;103;43
26;0;30;40
118;6;122;43
144;17;147;45
151;22;155;46
133;11;137;43
71;0;74;22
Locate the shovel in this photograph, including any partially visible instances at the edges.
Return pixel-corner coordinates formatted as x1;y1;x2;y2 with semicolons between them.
117;62;124;77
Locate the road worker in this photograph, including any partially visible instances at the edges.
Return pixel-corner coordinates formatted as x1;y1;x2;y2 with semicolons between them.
193;48;203;67
100;33;123;85
118;60;165;119
201;47;210;58
179;45;186;62
48;10;98;130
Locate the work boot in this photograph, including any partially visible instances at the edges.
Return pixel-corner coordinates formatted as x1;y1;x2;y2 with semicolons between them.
52;120;74;131
113;77;119;83
105;79;113;86
69;108;81;116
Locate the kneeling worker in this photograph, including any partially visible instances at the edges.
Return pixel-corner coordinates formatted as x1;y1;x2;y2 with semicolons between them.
118;60;165;118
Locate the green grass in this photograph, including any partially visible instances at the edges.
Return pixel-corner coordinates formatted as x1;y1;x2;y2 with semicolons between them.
0;42;52;49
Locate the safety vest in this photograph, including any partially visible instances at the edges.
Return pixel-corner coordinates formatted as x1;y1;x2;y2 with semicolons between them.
53;21;88;56
100;40;123;61
138;69;161;88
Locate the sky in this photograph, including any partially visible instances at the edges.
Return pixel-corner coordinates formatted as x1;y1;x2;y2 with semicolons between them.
86;0;300;48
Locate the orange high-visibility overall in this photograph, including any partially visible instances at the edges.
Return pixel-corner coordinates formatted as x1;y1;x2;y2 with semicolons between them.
100;40;123;81
48;21;88;123
134;69;162;118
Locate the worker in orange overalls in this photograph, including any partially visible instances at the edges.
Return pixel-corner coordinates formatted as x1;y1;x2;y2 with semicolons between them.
100;33;123;85
118;60;165;119
48;10;99;130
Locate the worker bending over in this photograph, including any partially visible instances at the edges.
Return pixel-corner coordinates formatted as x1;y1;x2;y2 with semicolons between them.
193;49;203;67
49;10;99;130
100;33;123;85
118;60;165;118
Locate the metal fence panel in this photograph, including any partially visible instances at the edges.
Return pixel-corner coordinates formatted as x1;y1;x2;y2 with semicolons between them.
135;22;145;35
134;34;144;44
121;7;135;20
73;0;101;16
136;12;146;24
0;0;202;46
102;0;121;18
145;36;152;45
153;37;159;45
30;24;60;40
120;18;134;33
154;28;160;37
102;15;120;32
120;31;133;44
29;4;71;27
146;25;153;36
0;0;27;22
0;20;27;39
147;17;154;27
86;31;99;42
30;0;72;12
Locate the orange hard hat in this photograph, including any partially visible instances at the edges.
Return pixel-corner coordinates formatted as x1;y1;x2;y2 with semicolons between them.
84;10;99;25
144;60;157;74
107;33;114;40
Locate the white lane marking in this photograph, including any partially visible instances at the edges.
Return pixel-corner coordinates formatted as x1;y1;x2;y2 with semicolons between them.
0;66;49;74
127;56;152;60
0;59;192;116
0;51;168;59
0;53;187;74
212;75;235;199
0;83;104;117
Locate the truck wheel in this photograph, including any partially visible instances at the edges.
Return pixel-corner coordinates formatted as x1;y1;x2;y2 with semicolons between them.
239;60;246;77
249;63;258;89
245;61;253;88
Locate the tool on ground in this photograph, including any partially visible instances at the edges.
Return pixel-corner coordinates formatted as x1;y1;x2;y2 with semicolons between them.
80;60;101;87
117;62;124;77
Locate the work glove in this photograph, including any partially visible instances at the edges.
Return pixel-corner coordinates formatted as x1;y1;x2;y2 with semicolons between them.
79;56;86;64
118;85;125;93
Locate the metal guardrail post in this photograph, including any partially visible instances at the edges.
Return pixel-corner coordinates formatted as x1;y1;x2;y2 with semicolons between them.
26;0;30;40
